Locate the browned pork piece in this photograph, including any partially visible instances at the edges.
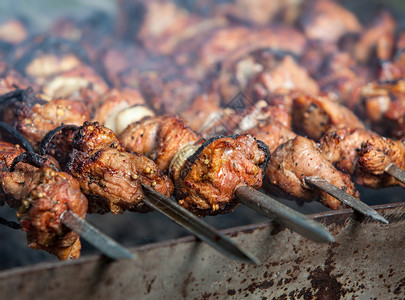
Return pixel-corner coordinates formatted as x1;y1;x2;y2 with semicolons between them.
0;88;90;149
320;127;379;175
0;141;26;207
216;46;317;106
292;94;364;141
0;146;88;260
170;134;269;216
62;122;173;214
265;136;359;210
247;119;297;154
356;137;405;189
16;166;87;260
358;79;405;139
119;116;200;171
243;54;319;103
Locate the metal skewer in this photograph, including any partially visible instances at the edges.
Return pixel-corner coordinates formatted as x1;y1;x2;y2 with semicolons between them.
60;210;135;260
385;163;405;184
304;176;389;224
141;183;260;265
235;186;335;243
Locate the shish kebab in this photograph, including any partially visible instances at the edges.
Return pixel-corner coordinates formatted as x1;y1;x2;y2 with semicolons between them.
118;115;334;243
37;122;260;264
0;127;133;260
0;88;260;263
145;98;388;223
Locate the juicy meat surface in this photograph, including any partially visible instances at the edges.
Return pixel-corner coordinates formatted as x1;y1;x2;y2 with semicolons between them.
173;134;269;216
246;55;319;102
66;122;173;214
265;136;359;210
13;97;90;149
320;127;379;174
17;166;88;260
356;137;405;188
119;116;201;171
248;120;297;153
292;95;364;141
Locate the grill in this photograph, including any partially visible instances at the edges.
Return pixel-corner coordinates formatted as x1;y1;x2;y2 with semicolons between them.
0;0;404;298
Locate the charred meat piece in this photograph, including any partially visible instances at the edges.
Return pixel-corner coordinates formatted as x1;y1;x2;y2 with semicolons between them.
1;149;87;260
292;94;364;141
170;134;269;216
16;166;88;260
320;127;379;175
0;88;90;149
0;141;26;207
245;54;319;103
247;119;297;154
265;136;359;210
64;122;173;214
119;116;200;171
356;137;405;189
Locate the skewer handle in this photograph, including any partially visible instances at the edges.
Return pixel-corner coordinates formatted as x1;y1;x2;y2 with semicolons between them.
235;186;335;243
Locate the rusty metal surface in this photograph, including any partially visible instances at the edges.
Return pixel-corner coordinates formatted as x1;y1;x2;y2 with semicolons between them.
0;203;404;299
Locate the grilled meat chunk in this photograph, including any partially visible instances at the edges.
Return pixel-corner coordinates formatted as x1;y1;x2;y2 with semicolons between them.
65;122;173;214
16;166;88;260
292;95;364;141
357;137;405;188
15;98;90;149
171;134;269;216
320;127;379;174
119;116;200;171
247;120;297;153
265;136;359;210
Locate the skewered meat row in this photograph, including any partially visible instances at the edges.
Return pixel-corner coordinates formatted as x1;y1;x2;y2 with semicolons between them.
119;115;269;216
0;141;88;260
0;0;400;225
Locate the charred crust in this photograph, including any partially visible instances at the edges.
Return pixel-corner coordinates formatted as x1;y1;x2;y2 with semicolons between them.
0;121;35;153
9;152;60;172
179;135;225;189
257;139;271;176
38;124;78;156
